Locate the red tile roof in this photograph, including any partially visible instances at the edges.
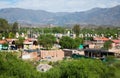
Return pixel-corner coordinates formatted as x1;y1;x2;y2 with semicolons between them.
25;38;37;42
112;40;120;44
0;40;7;44
6;38;18;42
24;38;37;44
94;37;109;41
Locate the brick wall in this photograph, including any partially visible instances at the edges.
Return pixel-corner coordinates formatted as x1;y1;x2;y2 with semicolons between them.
40;49;64;61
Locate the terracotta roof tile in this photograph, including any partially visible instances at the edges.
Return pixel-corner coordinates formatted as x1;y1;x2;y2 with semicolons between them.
0;40;7;44
94;37;109;41
112;40;120;43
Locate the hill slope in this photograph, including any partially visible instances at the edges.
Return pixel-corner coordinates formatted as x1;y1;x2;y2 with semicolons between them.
0;5;120;26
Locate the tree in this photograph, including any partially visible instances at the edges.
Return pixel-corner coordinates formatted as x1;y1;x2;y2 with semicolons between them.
59;36;77;49
75;37;84;44
75;37;84;47
38;34;56;49
0;52;119;78
52;27;65;33
103;40;113;50
8;32;15;38
49;59;114;78
0;52;42;78
2;32;9;38
15;37;25;49
0;18;10;32
12;22;18;33
59;36;84;49
72;24;80;37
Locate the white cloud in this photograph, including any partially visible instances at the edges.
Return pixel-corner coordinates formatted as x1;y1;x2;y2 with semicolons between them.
0;0;120;12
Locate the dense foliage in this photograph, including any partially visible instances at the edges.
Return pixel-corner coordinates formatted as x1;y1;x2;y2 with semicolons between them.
52;27;65;34
0;52;120;78
103;40;113;50
0;52;41;78
15;37;25;48
12;22;19;33
59;36;84;49
72;24;80;37
0;18;10;32
0;18;19;38
38;34;56;49
59;36;76;49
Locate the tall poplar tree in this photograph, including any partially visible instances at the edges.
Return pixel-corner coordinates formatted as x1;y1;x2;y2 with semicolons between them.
72;24;80;37
12;22;18;33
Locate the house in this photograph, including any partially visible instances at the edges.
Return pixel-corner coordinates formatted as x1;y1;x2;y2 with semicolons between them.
6;38;18;50
6;38;18;44
111;39;120;49
22;49;40;61
62;49;73;57
23;38;38;50
92;37;109;48
22;49;64;61
109;39;120;57
93;37;109;43
0;40;8;50
22;38;41;60
84;49;115;59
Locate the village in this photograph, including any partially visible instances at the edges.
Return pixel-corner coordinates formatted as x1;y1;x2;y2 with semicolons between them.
0;29;120;63
1;0;120;77
0;18;120;73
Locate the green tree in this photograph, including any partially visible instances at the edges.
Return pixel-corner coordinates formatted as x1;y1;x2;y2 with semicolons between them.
52;27;65;33
0;18;10;32
43;28;51;33
12;22;18;33
2;32;9;38
15;37;25;49
59;36;77;49
38;34;56;49
49;59;113;78
75;37;84;44
103;40;113;50
0;52;42;78
72;24;80;37
8;32;15;38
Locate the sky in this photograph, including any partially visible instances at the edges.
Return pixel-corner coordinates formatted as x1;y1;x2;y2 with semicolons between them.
0;0;120;12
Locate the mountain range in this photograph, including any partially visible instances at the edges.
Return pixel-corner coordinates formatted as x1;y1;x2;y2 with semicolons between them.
0;5;120;26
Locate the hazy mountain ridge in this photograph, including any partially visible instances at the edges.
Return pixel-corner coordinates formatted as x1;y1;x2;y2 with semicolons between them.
0;5;120;26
